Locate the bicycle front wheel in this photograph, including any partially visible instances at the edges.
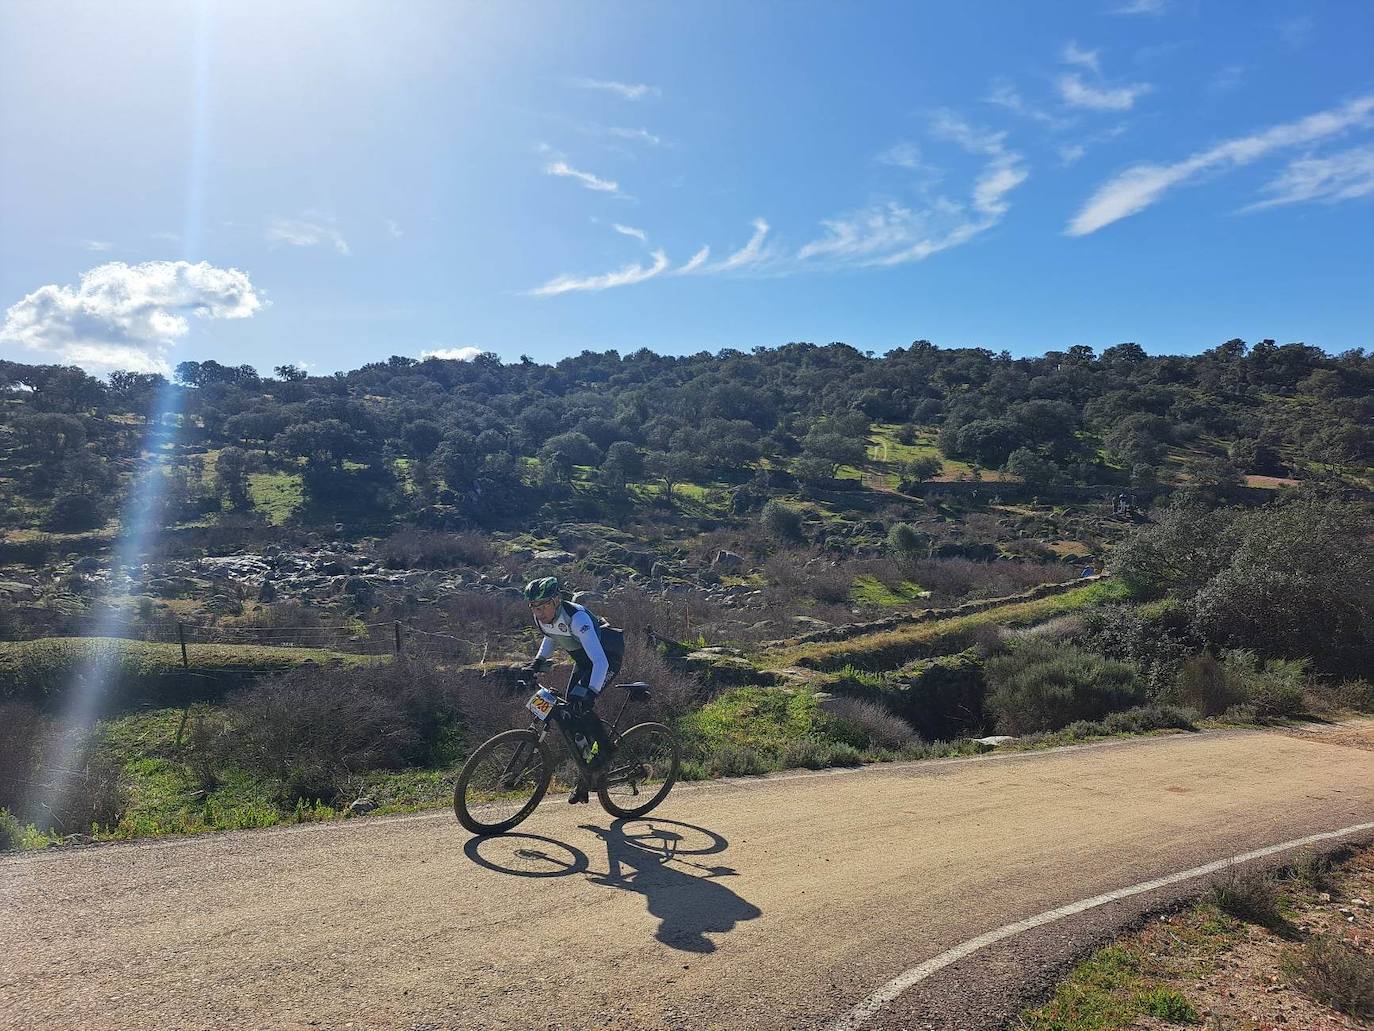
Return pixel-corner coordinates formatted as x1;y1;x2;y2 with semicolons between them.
596;722;680;819
454;729;553;835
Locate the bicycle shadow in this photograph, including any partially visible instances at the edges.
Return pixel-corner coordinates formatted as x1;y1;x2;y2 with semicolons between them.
463;832;590;878
580;819;762;953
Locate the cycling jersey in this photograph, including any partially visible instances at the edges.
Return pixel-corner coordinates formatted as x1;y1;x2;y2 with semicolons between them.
532;601;612;695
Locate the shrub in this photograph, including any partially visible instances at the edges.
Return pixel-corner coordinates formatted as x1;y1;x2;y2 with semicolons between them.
1286;852;1333;892
887;522;926;559
0;808;23;852
706;743;770;778
1209;868;1283;928
1101;704;1197;735
760;501;804;543
831;649;987;742
1173;654;1245;717
986;640;1146;734
45;490;107;531
1281;936;1374;1017
779;738;831;769
1219;703;1258;724
822;696;918;750
380;528;495;570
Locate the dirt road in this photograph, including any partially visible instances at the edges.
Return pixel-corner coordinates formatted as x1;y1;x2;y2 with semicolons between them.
3;726;1372;1031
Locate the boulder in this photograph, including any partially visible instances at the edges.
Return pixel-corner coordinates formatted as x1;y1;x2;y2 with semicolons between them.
712;550;745;571
532;549;577;564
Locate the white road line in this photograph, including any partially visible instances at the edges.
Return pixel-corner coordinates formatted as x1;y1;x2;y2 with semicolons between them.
828;820;1374;1031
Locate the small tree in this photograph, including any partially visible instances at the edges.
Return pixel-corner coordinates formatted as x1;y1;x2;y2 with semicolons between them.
215;446;251;509
903;454;942;485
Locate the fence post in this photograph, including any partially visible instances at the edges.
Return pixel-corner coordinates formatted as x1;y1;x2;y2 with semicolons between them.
175;622;191;748
177;622;189;668
393;620;402;655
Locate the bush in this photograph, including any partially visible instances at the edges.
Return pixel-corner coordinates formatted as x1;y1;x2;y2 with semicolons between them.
1100;704;1197;735
1281;935;1374;1017
45;490;107;531
1209;868;1283;927
986;640;1146;734
1218;703;1258;724
380;528;495;570
760;501;804;543
830;649;987;741
1173;654;1245;717
822;696;918;750
779;738;831;769
706;743;770;778
0;807;23;851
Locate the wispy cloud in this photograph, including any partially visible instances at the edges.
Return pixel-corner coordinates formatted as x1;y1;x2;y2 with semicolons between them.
876;142;926;170
985;78;1072;130
1111;0;1166;14
801;112;1027;267
267;213;350;255
421;346;482;361
605;126;663;146
612;223;648;242
0;259;261;373
1067;94;1374;235
572;78;659;100
1058;73;1151;111
385;219;404;239
1241;146;1374;212
82;240;113;252
531;249;669;296
713;219;772;272
1059;144;1088;165
1062;41;1101;74
546;160;621;194
679;246;710;273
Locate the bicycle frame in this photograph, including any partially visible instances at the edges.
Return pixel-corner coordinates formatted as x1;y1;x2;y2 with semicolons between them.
497;676;639;789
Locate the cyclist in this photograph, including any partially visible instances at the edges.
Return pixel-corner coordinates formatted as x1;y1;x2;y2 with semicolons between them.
523;576;624;804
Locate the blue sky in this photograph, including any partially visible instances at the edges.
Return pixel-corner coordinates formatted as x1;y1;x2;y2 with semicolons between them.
1;0;1372;376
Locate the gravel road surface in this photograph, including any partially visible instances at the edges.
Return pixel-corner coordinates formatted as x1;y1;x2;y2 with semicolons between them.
3;725;1372;1031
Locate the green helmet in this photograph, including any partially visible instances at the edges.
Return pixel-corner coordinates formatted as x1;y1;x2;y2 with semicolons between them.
523;576;561;603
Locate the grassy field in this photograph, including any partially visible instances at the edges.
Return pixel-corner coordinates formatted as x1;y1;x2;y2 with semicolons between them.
247;471;304;525
763;580;1128;671
0;636;380;706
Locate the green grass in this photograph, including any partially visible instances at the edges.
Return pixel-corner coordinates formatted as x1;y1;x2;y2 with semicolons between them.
247;470;304;525
0;637;381;706
851;575;928;608
768;580;1127;672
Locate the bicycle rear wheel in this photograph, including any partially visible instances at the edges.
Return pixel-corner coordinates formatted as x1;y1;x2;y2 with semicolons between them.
596;722;680;819
454;729;553;835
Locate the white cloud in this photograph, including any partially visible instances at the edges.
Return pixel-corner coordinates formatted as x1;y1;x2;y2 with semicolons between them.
267;214;350;255
1279;16;1313;49
985;79;1071;130
545;160;620;194
1059;144;1088;165
877;142;924;169
713;218;772;272
1242;146;1374;212
679;246;710;273
531;249;669;296
572;78;659;100
420;346;483;361
1067;94;1374;235
612;223;648;242
605;126;662;146
0;260;261;373
1112;0;1165;13
801;114;1027;267
1058;73;1151;111
385;219;403;238
1062;41;1101;74
83;240;113;252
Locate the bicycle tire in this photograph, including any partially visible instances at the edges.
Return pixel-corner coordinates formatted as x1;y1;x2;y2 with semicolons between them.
454;729;553;835
596;722;680;819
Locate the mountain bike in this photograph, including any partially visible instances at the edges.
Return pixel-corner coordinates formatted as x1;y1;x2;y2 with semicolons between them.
453;673;681;835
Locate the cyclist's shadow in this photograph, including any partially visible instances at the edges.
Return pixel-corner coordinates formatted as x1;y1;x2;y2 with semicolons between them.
580;819;761;954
